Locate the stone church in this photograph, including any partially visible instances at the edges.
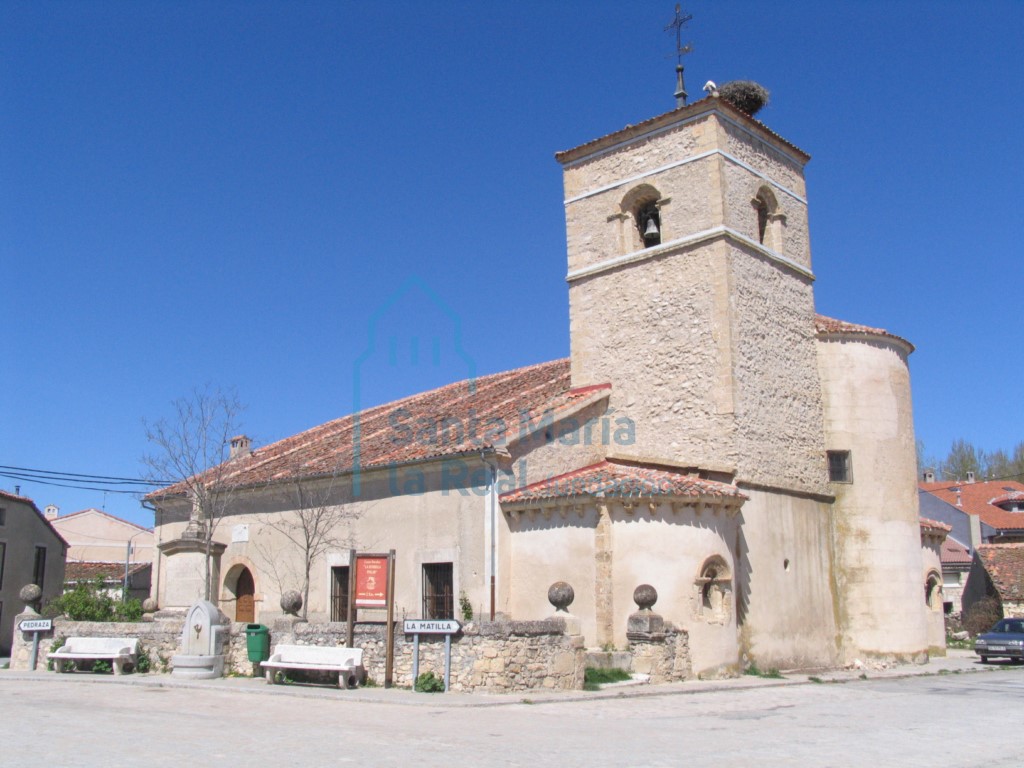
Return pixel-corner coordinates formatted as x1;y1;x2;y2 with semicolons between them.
150;88;941;675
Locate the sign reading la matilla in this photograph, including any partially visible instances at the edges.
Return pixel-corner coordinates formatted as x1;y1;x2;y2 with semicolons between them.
404;619;461;635
19;618;52;632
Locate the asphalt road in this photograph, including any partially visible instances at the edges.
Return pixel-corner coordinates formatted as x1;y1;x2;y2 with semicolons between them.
1;669;1020;767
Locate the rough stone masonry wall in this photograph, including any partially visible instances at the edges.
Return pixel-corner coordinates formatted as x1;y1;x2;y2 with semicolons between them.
8;614;184;672
9;615;585;693
269;619;585;693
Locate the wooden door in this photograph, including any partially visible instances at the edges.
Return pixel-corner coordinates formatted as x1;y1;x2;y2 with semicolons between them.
236;568;255;623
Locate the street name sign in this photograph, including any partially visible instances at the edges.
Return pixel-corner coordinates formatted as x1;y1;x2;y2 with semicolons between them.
404;619;461;635
19;619;52;632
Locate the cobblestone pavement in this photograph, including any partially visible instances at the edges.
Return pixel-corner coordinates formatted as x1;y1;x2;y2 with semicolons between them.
1;651;1020;767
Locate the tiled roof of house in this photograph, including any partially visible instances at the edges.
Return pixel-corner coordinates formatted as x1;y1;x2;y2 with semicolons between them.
990;490;1024;508
150;359;611;499
814;315;914;352
920;516;952;536
976;543;1024;602
920;479;1024;532
65;561;151;582
941;536;972;566
499;459;747;505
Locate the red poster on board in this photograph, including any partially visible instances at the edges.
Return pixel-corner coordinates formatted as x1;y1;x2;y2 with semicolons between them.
355;555;388;607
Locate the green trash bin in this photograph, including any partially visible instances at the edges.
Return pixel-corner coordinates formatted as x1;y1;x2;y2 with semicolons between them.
245;624;270;664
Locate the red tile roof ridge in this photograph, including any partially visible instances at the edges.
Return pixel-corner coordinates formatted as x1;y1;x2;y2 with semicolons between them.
149;358;580;499
919;516;952;533
919;479;1024;531
499;458;747;505
814;314;914;352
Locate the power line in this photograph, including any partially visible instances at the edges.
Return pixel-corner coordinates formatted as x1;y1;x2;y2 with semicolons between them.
0;464;168;485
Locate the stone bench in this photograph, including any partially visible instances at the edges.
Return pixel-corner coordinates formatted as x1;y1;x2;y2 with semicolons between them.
48;637;140;675
262;644;365;689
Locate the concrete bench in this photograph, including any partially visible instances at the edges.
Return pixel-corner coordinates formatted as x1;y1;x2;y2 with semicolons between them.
48;637;140;675
262;644;365;689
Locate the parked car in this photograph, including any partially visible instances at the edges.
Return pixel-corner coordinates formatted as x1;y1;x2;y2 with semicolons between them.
974;618;1024;663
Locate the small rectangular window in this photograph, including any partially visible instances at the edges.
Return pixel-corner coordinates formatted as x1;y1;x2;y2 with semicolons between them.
33;546;46;589
0;507;6;525
331;566;350;622
0;542;6;589
422;562;454;620
827;450;852;483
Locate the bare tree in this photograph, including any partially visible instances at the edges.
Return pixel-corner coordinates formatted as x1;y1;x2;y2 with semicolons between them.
940;438;983;482
253;466;356;619
143;386;244;602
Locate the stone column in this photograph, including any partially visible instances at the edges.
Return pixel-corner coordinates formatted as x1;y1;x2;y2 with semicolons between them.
594;501;614;648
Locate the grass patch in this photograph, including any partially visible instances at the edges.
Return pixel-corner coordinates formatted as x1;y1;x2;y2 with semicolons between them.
583;667;632;690
808;676;823;684
744;663;785;679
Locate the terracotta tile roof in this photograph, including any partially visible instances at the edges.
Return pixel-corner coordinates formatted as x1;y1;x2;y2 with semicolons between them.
555;95;810;165
941;536;972;567
990;490;1024;508
150;359;611;499
920;480;1024;532
65;561;150;582
976;544;1024;603
499;459;747;505
920;516;952;536
814;314;914;353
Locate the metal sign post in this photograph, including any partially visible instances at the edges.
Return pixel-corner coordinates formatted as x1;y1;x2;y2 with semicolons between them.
403;619;461;692
19;618;53;671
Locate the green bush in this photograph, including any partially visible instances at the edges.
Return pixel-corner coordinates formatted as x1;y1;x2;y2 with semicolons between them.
43;577;144;622
415;671;446;693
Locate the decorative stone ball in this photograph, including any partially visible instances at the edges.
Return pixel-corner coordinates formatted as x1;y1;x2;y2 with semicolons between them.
633;583;658;611
142;598;158;613
547;581;574;612
19;583;42;605
280;590;303;616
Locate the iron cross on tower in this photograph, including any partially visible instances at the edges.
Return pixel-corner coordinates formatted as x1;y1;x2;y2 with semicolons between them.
665;4;693;107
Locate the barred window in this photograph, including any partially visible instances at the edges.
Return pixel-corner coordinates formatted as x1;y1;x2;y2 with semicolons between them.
422;562;454;620
331;566;350;622
827;450;852;483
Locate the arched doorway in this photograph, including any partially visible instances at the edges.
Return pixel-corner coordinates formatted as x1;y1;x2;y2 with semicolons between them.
235;567;255;623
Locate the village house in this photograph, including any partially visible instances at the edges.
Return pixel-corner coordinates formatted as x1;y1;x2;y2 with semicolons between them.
46;507;153;602
0;490;67;655
148;88;941;674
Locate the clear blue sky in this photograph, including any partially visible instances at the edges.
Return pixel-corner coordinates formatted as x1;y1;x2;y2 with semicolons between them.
3;1;1021;527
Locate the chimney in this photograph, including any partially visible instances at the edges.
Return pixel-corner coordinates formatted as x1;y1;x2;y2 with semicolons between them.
229;435;252;459
923;469;935;483
44;504;59;520
969;513;982;550
966;471;976;484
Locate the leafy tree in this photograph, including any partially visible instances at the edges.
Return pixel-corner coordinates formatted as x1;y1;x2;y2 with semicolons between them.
940;438;983;482
143;386;244;602
44;577;143;622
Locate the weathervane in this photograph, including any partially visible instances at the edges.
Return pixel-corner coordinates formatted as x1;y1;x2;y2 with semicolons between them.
665;4;693;107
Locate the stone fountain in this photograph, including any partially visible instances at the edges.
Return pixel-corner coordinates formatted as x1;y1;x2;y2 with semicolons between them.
171;600;229;679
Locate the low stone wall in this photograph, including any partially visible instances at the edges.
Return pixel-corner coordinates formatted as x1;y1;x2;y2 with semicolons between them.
8;612;182;673
629;629;691;683
268;618;585;693
9;613;585;693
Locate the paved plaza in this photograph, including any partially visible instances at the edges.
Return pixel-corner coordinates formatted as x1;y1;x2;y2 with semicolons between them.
1;654;1021;767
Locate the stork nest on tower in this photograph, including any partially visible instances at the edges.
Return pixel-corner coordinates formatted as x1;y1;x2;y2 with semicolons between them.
718;81;770;117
